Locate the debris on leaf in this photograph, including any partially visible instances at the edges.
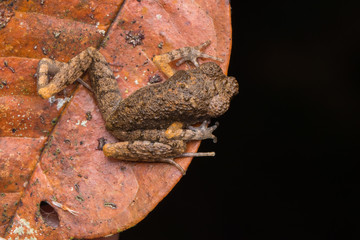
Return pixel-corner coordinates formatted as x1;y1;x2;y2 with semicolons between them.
97;29;106;36
97;137;107;150
0;79;7;89
51;201;78;216
148;74;162;84
53;31;61;38
3;60;15;73
75;120;87;127
41;47;48;55
75;195;84;202
104;202;117;209
0;5;14;30
74;183;80;193
125;30;145;47
85;111;93;121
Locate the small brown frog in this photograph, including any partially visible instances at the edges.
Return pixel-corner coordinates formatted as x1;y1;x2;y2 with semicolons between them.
37;41;238;174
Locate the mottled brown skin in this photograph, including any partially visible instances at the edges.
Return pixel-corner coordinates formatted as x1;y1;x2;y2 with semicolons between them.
37;42;238;174
107;62;238;134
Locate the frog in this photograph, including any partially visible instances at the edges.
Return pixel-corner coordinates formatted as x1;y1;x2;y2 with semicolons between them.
36;41;239;175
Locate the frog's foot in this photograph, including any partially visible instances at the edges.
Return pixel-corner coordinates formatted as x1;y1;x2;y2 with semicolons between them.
188;120;219;143
153;40;224;77
175;40;224;67
171;151;216;175
164;121;219;142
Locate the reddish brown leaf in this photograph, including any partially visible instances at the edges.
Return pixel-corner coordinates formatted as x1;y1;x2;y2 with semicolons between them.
0;0;232;239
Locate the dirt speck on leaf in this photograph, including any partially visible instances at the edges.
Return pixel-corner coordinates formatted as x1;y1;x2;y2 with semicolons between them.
85;111;93;121
97;137;107;150
0;4;14;30
148;74;162;84
125;30;145;47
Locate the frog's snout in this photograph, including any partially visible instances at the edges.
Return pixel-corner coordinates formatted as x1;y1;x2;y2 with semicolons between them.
226;76;239;98
208;75;238;118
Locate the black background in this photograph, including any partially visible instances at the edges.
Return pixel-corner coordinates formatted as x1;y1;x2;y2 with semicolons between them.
121;1;360;239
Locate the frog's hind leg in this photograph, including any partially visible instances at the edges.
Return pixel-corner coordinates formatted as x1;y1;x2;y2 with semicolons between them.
102;139;214;175
37;47;121;121
37;48;97;99
152;40;224;77
87;48;122;121
107;121;219;175
37;58;93;94
103;140;188;175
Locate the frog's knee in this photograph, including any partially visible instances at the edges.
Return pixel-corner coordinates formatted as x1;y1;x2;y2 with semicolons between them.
38;83;58;99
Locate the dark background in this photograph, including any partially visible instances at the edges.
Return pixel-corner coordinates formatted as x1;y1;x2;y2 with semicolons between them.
121;1;360;239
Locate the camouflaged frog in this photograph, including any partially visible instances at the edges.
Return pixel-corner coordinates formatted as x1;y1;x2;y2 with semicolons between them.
37;41;238;174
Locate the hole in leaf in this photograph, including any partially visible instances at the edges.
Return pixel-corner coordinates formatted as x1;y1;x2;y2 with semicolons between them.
39;201;59;228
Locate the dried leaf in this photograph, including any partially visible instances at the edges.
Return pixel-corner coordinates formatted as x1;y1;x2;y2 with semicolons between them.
0;0;232;239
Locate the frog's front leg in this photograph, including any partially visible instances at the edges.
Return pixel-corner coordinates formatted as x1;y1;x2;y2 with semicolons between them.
153;40;224;77
109;121;218;143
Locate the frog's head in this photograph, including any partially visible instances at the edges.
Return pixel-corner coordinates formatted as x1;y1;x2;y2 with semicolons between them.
200;62;239;117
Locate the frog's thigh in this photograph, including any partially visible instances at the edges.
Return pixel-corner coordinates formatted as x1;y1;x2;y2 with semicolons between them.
102;140;186;160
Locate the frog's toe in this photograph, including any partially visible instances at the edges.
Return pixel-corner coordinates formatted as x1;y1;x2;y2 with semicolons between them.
158;158;187;175
175;53;200;67
188;120;219;143
175;58;187;67
198;52;224;63
175;40;224;68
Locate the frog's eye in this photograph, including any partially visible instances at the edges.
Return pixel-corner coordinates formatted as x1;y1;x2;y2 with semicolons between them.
200;62;223;78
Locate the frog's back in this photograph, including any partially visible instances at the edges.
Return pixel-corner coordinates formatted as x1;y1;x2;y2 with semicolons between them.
106;67;218;132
